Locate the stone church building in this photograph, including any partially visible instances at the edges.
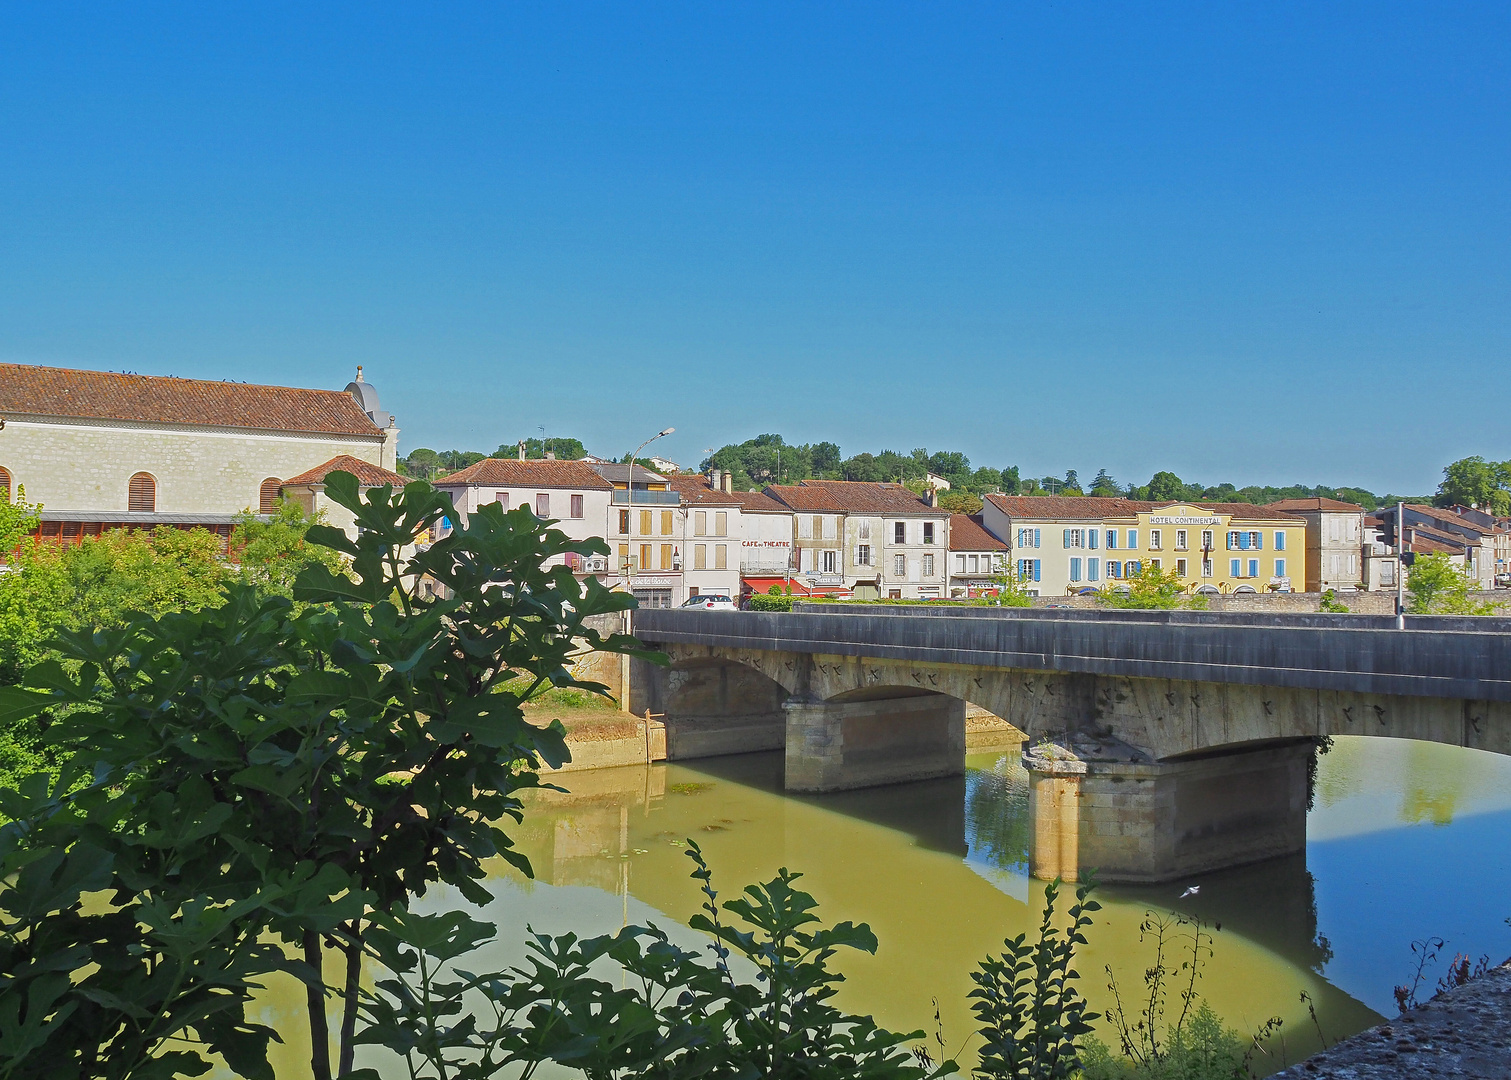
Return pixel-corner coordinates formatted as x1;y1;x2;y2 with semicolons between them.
0;362;400;546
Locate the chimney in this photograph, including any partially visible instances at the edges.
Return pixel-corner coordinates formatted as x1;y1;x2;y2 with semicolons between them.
545;450;556;460
711;468;722;490
518;440;527;461
928;487;939;507
722;472;733;494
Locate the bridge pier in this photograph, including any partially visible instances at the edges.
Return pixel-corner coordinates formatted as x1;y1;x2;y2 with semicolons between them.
1024;740;1313;884
785;693;966;792
629;656;788;759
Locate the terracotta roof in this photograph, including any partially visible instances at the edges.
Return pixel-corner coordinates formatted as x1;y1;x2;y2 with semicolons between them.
728;489;791;513
0;362;384;436
1406;503;1492;535
282;454;407;488
767;480;943;515
435;458;613;490
949;513;1008;551
666;475;742;506
984;494;1303;523
1267;497;1366;513
1406;529;1473;555
588;463;669;485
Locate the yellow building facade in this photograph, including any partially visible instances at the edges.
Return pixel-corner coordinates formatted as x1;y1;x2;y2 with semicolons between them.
978;497;1308;597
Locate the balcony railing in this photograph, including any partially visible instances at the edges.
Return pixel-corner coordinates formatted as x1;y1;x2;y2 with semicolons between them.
611;490;682;505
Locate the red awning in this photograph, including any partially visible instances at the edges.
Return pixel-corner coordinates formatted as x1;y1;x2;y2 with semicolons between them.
740;576;852;598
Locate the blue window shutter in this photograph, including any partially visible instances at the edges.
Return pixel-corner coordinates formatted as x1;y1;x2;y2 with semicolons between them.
1034;528;1041;548
1089;558;1099;581
1063;529;1071;548
1128;530;1137;548
1230;558;1240;577
1249;559;1259;578
1070;558;1081;581
1089;529;1099;549
1276;559;1286;577
1275;531;1285;551
1255;531;1263;550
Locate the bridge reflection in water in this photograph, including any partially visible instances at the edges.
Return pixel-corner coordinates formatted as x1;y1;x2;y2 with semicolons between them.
499;743;1504;1070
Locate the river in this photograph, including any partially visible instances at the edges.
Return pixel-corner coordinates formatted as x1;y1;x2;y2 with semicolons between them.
262;735;1511;1076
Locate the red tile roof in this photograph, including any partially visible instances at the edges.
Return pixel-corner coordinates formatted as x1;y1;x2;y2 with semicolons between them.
984;494;1303;522
1406;503;1492;535
0;362;384;436
666;475;742;506
948;513;1008;551
1267;497;1366;513
434;458;613;490
282;455;407;488
767;480;943;515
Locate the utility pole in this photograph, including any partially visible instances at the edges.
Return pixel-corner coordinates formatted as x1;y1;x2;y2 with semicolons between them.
1395;501;1407;630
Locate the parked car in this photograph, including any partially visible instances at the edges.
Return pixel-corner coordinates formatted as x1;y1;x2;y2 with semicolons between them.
679;594;736;610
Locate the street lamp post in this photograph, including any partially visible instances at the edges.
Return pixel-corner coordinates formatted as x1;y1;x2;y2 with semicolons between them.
620;427;675;587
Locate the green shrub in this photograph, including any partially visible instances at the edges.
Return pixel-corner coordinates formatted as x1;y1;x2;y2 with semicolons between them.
749;593;795;611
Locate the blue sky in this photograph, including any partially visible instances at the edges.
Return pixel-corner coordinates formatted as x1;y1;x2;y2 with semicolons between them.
2;3;1507;493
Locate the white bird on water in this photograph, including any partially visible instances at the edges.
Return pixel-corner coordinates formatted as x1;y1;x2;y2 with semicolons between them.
1179;886;1200;899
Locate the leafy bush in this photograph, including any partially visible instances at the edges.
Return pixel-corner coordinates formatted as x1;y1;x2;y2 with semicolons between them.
1097;564;1199;610
0;473;648;1078
355;841;937;1078
1406;552;1497;615
750;593;795;611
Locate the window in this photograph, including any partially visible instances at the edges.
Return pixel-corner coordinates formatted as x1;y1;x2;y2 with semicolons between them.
694;544;707;569
1088;528;1099;549
716;512;728;537
695;511;707;535
128;472;156;512
1018;527;1040;548
570;494;584;519
1176;558;1188;577
1107;560;1121;579
1248;558;1260;578
1106;529;1118;550
494;491;510;510
1127;560;1141;575
822;515;835;540
1175;530;1188;551
1202;558;1213;577
1149;529;1162;550
922;522;935;544
798;515;813;539
1069;558;1081;582
1087;558;1099;581
1201;530;1214;551
967;554;979;573
618;543;630;572
1274;531;1286;551
1127;530;1138;548
1250;531;1263;550
258;478;281;514
661;510;674;535
1150;558;1162;570
894;521;907;544
1063;529;1083;548
856;544;871;565
894;554;907;576
639;543;652;571
715;544;727;570
0;465;10;502
823;549;838;573
661;544;674;570
1230;558;1241;577
536;493;551;517
640;510;653;535
1275;558;1286;578
619;509;631;534
858;519;871;539
922;553;935;576
1017;559;1041;582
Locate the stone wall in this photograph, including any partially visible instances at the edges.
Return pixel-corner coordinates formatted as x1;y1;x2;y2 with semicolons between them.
2;417;388;515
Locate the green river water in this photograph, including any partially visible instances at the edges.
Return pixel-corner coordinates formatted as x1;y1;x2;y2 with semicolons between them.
257;735;1511;1076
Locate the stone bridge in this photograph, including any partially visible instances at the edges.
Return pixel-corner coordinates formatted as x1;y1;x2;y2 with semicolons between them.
629;605;1511;883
